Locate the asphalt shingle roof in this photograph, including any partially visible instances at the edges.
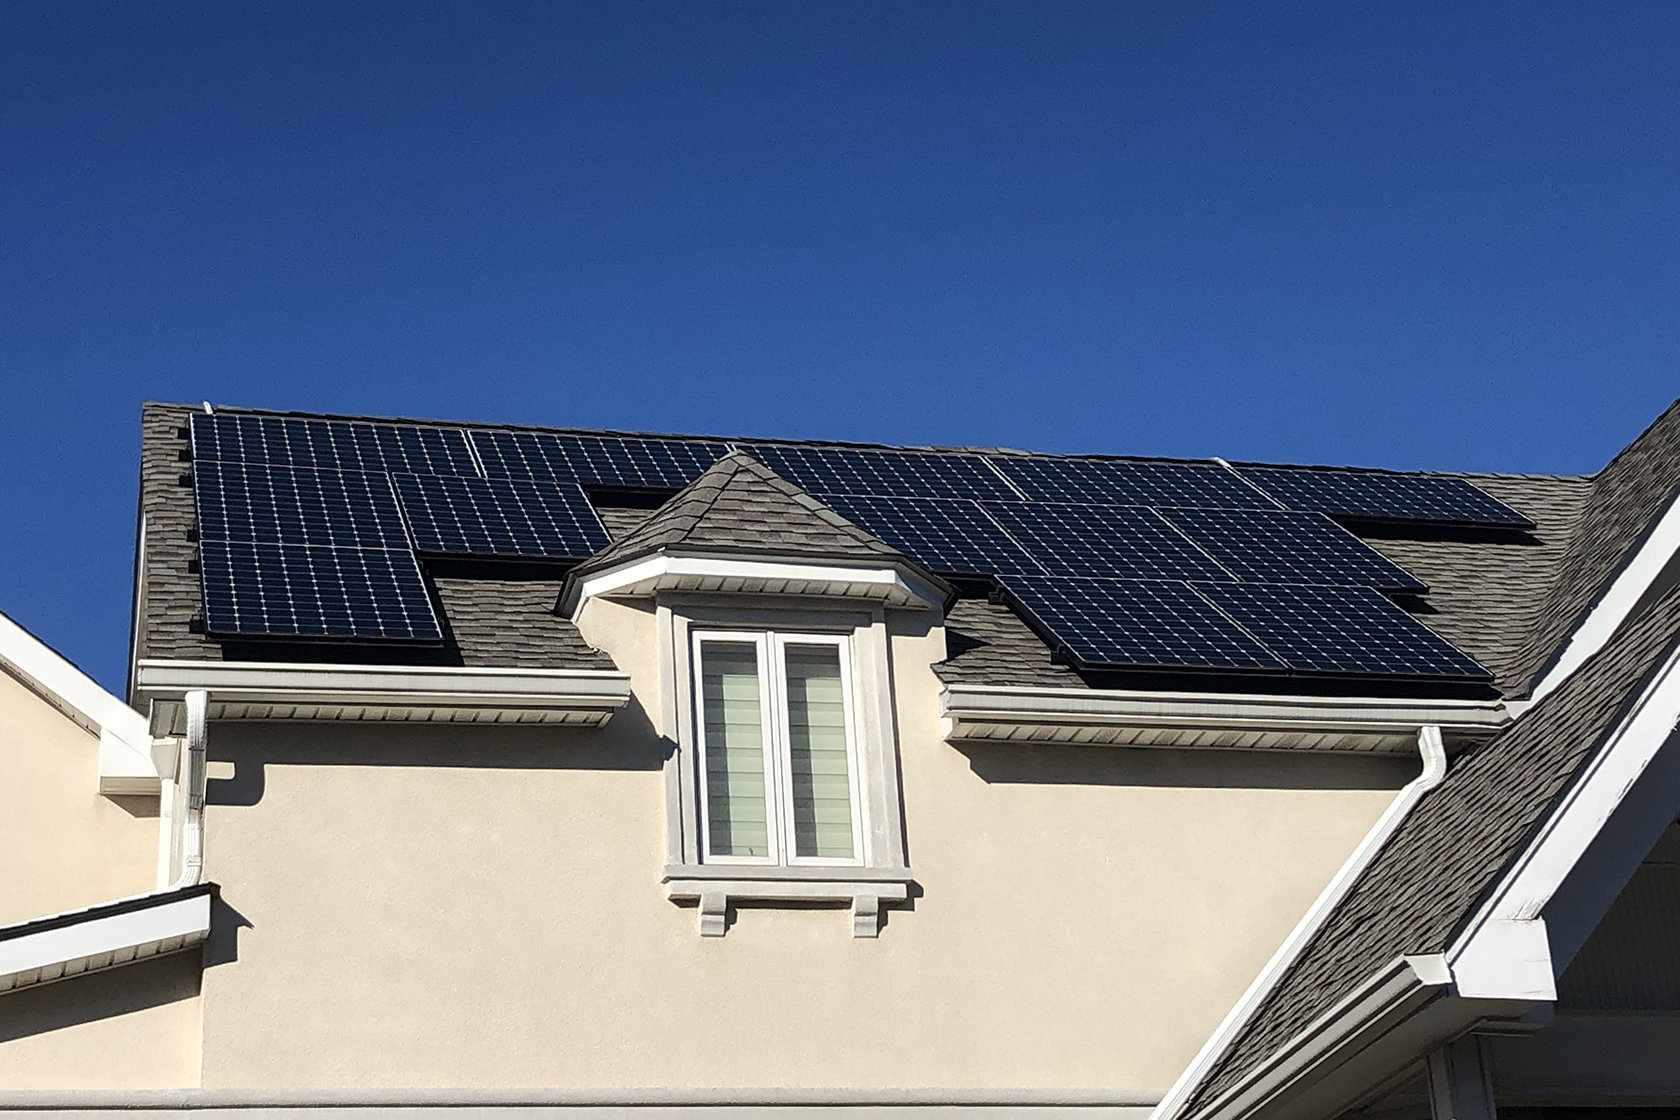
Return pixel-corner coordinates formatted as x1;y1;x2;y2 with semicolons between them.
1182;578;1680;1116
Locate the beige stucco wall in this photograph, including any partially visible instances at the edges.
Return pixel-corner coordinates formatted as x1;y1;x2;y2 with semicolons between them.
0;666;158;926
193;596;1409;1092
0;955;202;1089
0;663;203;1090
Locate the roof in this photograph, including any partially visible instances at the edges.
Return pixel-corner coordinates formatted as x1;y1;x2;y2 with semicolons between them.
135;401;1661;703
567;452;907;577
1508;399;1680;695
1178;576;1680;1117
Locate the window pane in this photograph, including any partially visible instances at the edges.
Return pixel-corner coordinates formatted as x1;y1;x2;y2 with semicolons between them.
700;641;771;858
784;643;855;859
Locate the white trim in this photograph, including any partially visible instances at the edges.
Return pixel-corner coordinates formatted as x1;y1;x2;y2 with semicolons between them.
947;685;1507;755
133;659;632;729
1152;726;1450;1120
0;609;158;795
0;890;212;995
1448;638;1680;999
1531;487;1680;702
568;553;945;616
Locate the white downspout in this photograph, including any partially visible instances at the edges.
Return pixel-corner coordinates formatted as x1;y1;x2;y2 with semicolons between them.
167;690;209;890
1151;724;1451;1120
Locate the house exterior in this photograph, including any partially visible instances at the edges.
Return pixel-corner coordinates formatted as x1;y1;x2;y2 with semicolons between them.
2;399;1678;1118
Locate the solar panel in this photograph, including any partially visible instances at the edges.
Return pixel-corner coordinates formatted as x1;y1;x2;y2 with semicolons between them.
981;501;1233;582
199;540;442;641
997;575;1284;671
394;474;612;559
815;494;1044;576
1233;465;1533;528
470;430;729;490
989;457;1276;509
1159;507;1427;592
740;444;1021;501
194;461;409;550
1192;582;1490;678
191;413;479;475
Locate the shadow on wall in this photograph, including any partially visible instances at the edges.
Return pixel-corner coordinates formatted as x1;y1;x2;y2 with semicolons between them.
0;952;200;1045
205;693;669;809
953;740;1416;791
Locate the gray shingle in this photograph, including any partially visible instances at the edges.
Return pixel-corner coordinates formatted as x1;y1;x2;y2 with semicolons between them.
433;579;612;670
935;599;1085;688
1366;474;1593;697
1183;580;1680;1117
568;452;907;577
1509;399;1680;696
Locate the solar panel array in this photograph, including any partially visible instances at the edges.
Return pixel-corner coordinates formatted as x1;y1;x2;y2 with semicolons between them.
186;410;1514;678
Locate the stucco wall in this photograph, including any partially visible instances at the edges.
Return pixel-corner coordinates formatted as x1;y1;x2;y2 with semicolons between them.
0;955;202;1090
0;666;158;926
192;597;1408;1092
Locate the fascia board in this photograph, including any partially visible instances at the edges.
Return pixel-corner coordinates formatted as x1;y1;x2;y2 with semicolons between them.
944;685;1509;745
134;660;632;722
1449;640;1680;998
1189;955;1452;1120
1531;487;1680;702
569;552;943;616
0;887;213;995
0;609;159;795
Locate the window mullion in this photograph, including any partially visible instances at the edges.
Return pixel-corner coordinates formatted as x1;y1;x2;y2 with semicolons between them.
759;631;788;865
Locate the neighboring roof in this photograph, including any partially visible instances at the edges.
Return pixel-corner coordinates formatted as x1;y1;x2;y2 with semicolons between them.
568;451;908;577
1509;399;1680;695
1178;578;1680;1117
1364;473;1593;697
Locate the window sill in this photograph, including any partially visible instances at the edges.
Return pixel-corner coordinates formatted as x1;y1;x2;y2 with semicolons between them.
663;865;913;938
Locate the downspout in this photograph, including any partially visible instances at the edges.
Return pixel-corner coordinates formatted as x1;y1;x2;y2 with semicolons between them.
1152;725;1450;1120
166;690;209;890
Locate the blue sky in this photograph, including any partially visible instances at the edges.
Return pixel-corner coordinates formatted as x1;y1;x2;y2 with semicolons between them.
1;2;1676;690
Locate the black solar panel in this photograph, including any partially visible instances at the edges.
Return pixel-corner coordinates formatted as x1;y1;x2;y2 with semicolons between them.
1193;582;1490;678
989;457;1276;509
997;575;1284;671
741;444;1021;501
1159;507;1427;592
1233;465;1533;528
199;540;441;641
194;461;409;550
394;474;611;559
470;430;729;491
191;413;479;475
981;501;1233;582
815;494;1043;576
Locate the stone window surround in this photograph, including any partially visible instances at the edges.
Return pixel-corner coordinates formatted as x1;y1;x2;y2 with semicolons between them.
656;595;913;937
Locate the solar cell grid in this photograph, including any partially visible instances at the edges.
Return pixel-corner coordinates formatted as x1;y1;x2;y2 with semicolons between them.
815;494;1043;576
981;502;1232;582
394;474;611;559
1234;465;1533;528
199;540;441;641
741;444;1021;501
470;430;730;490
997;575;1283;671
190;414;478;475
1192;582;1489;678
1159;507;1427;591
989;457;1276;509
194;461;409;550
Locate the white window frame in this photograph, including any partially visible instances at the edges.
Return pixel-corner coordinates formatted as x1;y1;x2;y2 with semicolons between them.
658;597;913;937
692;629;866;868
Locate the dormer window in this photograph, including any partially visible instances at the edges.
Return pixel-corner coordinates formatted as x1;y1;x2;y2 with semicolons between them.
694;630;862;866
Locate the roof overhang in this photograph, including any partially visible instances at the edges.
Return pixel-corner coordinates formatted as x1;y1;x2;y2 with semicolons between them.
565;551;947;617
0;884;214;996
133;660;632;733
941;684;1511;754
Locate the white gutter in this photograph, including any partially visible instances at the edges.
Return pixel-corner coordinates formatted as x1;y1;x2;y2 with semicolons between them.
566;552;947;617
944;686;1508;754
133;660;632;731
0;885;214;996
1152;725;1451;1120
